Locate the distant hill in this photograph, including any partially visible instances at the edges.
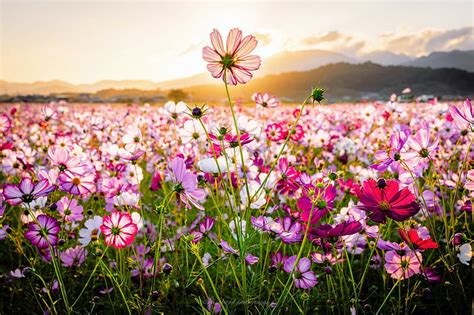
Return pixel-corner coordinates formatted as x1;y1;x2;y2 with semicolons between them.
1;49;473;96
182;62;474;101
360;51;413;65
404;50;474;72
258;49;356;75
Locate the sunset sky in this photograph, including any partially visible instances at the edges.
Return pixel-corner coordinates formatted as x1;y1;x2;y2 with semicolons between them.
1;0;473;84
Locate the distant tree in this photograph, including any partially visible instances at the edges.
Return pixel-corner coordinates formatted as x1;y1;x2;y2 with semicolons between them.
167;89;189;102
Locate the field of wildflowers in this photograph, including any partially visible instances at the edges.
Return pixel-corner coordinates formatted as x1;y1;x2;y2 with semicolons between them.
0;28;472;314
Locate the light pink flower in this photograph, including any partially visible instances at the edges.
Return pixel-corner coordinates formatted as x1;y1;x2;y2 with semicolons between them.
59;170;96;195
384;250;422;280
203;28;261;85
253;92;279;108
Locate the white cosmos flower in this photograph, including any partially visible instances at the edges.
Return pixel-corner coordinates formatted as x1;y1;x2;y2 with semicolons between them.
237;115;261;136
179;120;205;143
240;181;266;209
79;216;103;246
197;156;229;173
457;243;472;265
164;101;187;119
114;191;140;209
131;212;144;230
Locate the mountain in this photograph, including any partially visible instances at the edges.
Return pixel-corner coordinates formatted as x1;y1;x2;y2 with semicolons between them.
182;62;474;101
360;51;413;65
1;49;473;96
258;49;356;75
404;50;474;72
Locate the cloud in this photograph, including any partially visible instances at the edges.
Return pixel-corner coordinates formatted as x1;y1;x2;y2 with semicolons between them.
178;41;206;56
255;33;272;46
300;31;349;46
383;27;474;56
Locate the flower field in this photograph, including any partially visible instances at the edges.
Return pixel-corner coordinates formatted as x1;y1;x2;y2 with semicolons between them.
0;29;472;314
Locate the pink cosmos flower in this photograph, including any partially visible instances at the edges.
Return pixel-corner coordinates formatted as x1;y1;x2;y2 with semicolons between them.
449;98;473;130
384;250;422;280
56;196;84;222
3;177;55;206
100;211;138;249
60;246;87;267
283;256;317;289
0;114;11;133
203;28;261;85
253;92;279;108
59;170;96;195
170;157;206;210
403;125;439;169
24;215;60;248
48;147;84;173
372;131;408;172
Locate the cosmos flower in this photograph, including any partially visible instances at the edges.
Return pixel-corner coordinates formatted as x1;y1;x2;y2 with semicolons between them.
403;125;439;169
297;184;336;225
312;221;362;239
398;227;438;251
0;114;11;133
60;246;87;267
253;92;279;108
100;211;138;249
449;98;473;130
203;28;261;85
79;216;103;246
384;250;422;280
24;215;60;249
56;196;84;222
372;131;408;172
48;147;84;173
265;123;287;141
245;254;259;265
457;243;472;265
356;179;420;223
3;177;55;206
169;157;206;210
164;101;187;119
58;170;96;195
283;256;317;289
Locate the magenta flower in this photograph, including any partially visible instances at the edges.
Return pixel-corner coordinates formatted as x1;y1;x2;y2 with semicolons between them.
59;170;96;195
297;184;336;225
245;254;259;265
170;157;205;210
275;158;299;195
100;211;138;249
312;221;362;239
25;215;60;248
56;196;84;222
265;123;287;141
449;98;473;130
384;250;422;280
203;28;261;85
283;256;317;289
60;246;87;267
3;178;55;206
356;179;420;223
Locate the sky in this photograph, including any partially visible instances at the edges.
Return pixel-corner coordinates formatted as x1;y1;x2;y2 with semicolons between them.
1;0;473;84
